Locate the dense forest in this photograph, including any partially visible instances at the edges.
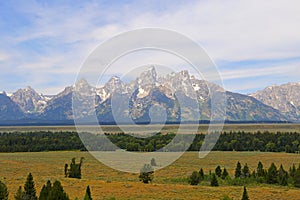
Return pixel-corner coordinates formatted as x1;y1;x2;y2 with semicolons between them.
0;131;299;153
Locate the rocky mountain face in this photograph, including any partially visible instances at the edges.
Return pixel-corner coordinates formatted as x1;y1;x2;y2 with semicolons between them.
10;86;52;113
0;66;295;124
250;83;300;121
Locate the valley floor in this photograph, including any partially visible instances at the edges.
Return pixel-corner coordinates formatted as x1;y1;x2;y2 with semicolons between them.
0;151;299;199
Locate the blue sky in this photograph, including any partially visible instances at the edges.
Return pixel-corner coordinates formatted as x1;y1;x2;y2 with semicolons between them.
0;0;300;94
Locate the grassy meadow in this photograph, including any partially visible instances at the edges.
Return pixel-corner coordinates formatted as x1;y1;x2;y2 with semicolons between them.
0;151;299;200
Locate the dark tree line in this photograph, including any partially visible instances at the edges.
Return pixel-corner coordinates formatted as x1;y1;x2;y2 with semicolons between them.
0;131;85;152
0;131;299;153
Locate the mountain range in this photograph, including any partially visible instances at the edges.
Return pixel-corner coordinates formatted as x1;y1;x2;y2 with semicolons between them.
0;66;298;125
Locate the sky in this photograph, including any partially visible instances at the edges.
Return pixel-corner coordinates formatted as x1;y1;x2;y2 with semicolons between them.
0;0;300;95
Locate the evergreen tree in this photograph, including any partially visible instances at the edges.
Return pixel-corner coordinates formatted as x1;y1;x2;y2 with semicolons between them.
199;168;205;180
64;164;68;177
84;186;92;200
39;180;69;200
235;162;242;178
222;168;229;180
241;186;249;200
189;171;200;186
215;166;222;177
251;170;256;179
150;158;157;166
257;161;264;177
211;174;219;187
289;164;296;178
266;163;278;184
0;180;8;200
139;164;154;184
294;165;300;188
278;165;288;186
49;181;69;200
39;180;52;200
14;186;23;200
242;163;250;178
23;173;37;200
67;158;84;179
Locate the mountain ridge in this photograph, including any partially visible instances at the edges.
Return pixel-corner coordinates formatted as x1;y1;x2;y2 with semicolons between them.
0;67;296;124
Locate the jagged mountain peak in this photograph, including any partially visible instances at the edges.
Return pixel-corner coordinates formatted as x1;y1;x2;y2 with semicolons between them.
10;86;49;113
136;66;157;86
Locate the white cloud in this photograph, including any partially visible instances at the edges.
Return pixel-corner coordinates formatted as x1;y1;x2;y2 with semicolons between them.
1;0;300;94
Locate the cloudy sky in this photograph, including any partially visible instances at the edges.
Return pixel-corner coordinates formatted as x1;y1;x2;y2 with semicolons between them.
1;0;300;94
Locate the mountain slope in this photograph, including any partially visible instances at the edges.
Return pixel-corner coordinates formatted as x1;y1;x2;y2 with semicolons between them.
250;82;300;121
0;93;25;121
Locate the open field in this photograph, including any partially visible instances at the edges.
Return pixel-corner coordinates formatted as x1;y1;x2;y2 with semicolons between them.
0;123;300;133
0;151;299;200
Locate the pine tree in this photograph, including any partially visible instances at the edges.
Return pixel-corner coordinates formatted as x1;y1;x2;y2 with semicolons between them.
211;174;219;187
15;186;24;200
0;180;8;200
199;168;205;180
139;164;154;184
266;163;278;184
215;166;222;177
67;158;84;179
49;181;69;200
14;186;23;200
241;186;249;200
23;173;37;200
289;164;296;178
235;162;242;178
257;161;264;177
278;165;288;186
39;180;52;200
84;186;92;200
189;171;200;185
222;168;229;180
64;164;68;177
242;163;250;178
294;165;300;188
150;158;157;166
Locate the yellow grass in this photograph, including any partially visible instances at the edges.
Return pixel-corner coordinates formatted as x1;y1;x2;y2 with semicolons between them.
0;151;299;200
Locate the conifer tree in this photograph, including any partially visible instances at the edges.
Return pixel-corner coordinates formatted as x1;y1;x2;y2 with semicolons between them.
23;173;37;200
278;165;288;186
189;171;200;185
294;165;300;188
266;163;278;184
241;186;249;200
257;161;265;177
39;180;52;200
84;186;92;200
222;168;229;180
289;164;296;178
199;168;205;180
235;162;242;178
14;186;23;200
243;163;250;178
0;180;8;200
139;164;154;184
49;181;69;200
215;166;222;177
211;174;219;187
150;158;157;166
